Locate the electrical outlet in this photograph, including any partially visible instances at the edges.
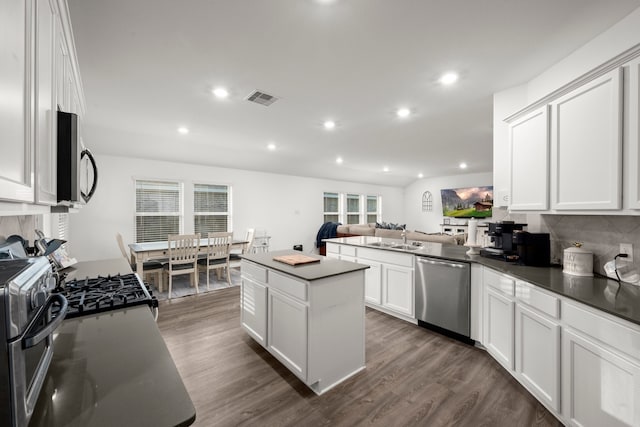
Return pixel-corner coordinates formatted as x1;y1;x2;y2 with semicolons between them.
620;243;634;262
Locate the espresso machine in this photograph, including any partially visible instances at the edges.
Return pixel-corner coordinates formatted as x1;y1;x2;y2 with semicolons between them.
480;221;527;261
480;221;550;265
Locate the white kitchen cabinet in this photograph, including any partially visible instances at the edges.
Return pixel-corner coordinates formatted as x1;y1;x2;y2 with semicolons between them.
34;0;58;205
483;268;516;370
363;259;382;305
550;68;622;210
382;263;414;317
509;106;549;211
240;258;366;395
268;288;308;381
515;303;560;412
0;0;35;203
624;57;640;209
562;328;640;427
240;275;267;347
484;286;515;370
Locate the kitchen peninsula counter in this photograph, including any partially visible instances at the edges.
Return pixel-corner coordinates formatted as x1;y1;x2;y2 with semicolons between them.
326;236;640;326
30;259;195;427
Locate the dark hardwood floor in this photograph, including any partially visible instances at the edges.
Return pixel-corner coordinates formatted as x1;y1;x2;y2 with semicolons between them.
157;287;562;427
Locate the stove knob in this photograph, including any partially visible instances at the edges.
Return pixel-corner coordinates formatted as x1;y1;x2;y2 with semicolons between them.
31;288;48;309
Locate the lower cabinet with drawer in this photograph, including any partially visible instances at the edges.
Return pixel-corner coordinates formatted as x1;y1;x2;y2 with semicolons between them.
561;301;640;427
483;268;516;370
240;258;366;395
481;266;640;426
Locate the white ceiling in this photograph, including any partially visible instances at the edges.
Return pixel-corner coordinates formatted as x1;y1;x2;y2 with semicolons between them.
67;0;640;187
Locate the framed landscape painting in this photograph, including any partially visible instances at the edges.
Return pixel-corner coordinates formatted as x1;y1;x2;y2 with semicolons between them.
440;186;493;218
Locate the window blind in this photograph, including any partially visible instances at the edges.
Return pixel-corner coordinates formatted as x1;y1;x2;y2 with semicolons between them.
135;180;181;243
194;183;230;235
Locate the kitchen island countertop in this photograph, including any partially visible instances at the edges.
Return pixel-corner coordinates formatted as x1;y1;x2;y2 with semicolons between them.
326;236;640;326
30;259;195;427
242;249;369;281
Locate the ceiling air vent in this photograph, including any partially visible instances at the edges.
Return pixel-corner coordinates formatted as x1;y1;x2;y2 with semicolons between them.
246;90;279;107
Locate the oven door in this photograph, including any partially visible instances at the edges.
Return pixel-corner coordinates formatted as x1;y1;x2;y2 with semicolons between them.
7;293;67;426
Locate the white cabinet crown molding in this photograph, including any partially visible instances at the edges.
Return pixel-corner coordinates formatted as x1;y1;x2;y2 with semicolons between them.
504;42;640;124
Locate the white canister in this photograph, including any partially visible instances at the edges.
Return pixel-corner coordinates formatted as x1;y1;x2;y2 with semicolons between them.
563;243;594;277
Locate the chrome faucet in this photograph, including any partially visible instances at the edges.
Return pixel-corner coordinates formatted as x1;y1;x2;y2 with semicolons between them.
401;227;407;244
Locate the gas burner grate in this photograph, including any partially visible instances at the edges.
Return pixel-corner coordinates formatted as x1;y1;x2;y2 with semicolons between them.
54;273;157;318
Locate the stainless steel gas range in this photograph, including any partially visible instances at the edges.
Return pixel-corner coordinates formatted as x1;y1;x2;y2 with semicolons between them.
0;257;68;427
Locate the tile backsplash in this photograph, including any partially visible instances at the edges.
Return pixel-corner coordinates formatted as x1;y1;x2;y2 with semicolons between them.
539;214;640;276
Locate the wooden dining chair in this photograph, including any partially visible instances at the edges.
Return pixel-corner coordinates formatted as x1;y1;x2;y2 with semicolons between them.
229;228;255;269
116;233;163;288
165;233;200;299
197;232;232;289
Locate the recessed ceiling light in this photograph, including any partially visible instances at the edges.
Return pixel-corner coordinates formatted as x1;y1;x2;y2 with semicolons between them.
440;72;459;85
459;162;468;169
324;120;336;130
383;166;390;172
212;87;229;99
177;127;189;135
418;173;424;178
336;156;343;164
396;108;411;118
267;143;276;151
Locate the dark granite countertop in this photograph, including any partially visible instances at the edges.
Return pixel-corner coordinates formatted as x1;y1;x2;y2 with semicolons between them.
30;259;196;427
326;237;640;326
242;250;369;281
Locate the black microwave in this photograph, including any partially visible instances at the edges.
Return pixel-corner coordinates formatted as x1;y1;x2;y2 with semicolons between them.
57;111;98;204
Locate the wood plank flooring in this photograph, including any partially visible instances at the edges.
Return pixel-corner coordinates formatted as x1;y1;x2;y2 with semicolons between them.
157;287;562;427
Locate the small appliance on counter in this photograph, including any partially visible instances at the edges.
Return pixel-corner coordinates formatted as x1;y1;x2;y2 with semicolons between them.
480;221;527;261
563;243;594;277
0;257;68;426
514;231;550;267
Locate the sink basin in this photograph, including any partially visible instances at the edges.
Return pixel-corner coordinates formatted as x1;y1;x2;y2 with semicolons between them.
368;241;396;248
391;244;420;251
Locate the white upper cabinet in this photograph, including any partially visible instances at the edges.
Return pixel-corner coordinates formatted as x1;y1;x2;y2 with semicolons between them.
550;68;622;210
509;106;549;211
0;0;35;203
35;0;58;205
624;57;640;209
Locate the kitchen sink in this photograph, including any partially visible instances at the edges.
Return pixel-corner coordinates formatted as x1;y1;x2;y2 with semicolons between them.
368;241;396;248
391;244;420;251
367;241;421;251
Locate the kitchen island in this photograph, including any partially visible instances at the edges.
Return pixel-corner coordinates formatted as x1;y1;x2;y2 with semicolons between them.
240;250;369;395
30;258;195;427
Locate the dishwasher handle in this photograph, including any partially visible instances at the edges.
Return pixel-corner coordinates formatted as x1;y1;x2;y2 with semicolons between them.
416;256;467;269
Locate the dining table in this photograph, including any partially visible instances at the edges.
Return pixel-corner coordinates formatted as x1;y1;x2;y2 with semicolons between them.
128;238;249;278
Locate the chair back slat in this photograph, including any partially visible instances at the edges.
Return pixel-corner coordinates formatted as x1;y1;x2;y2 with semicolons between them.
206;232;232;261
168;234;200;264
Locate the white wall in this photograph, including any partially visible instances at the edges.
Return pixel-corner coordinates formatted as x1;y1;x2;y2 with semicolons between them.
403;172;493;233
68;154;405;261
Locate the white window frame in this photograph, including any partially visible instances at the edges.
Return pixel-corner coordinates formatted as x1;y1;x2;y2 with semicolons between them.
323;191;342;223
323;192;382;224
193;182;233;234
366;194;381;224
134;178;183;243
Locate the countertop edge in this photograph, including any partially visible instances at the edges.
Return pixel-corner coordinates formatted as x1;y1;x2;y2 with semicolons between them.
325;237;640;327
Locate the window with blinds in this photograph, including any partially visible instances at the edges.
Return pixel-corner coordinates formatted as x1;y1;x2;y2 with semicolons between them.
135;180;182;243
323;192;339;223
346;194;360;225
322;192;381;224
366;195;380;223
194;183;231;235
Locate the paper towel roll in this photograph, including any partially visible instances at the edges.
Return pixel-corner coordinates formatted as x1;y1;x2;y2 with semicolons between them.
467;218;477;246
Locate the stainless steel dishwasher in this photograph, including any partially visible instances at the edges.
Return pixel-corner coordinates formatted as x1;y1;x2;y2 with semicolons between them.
415;256;470;340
